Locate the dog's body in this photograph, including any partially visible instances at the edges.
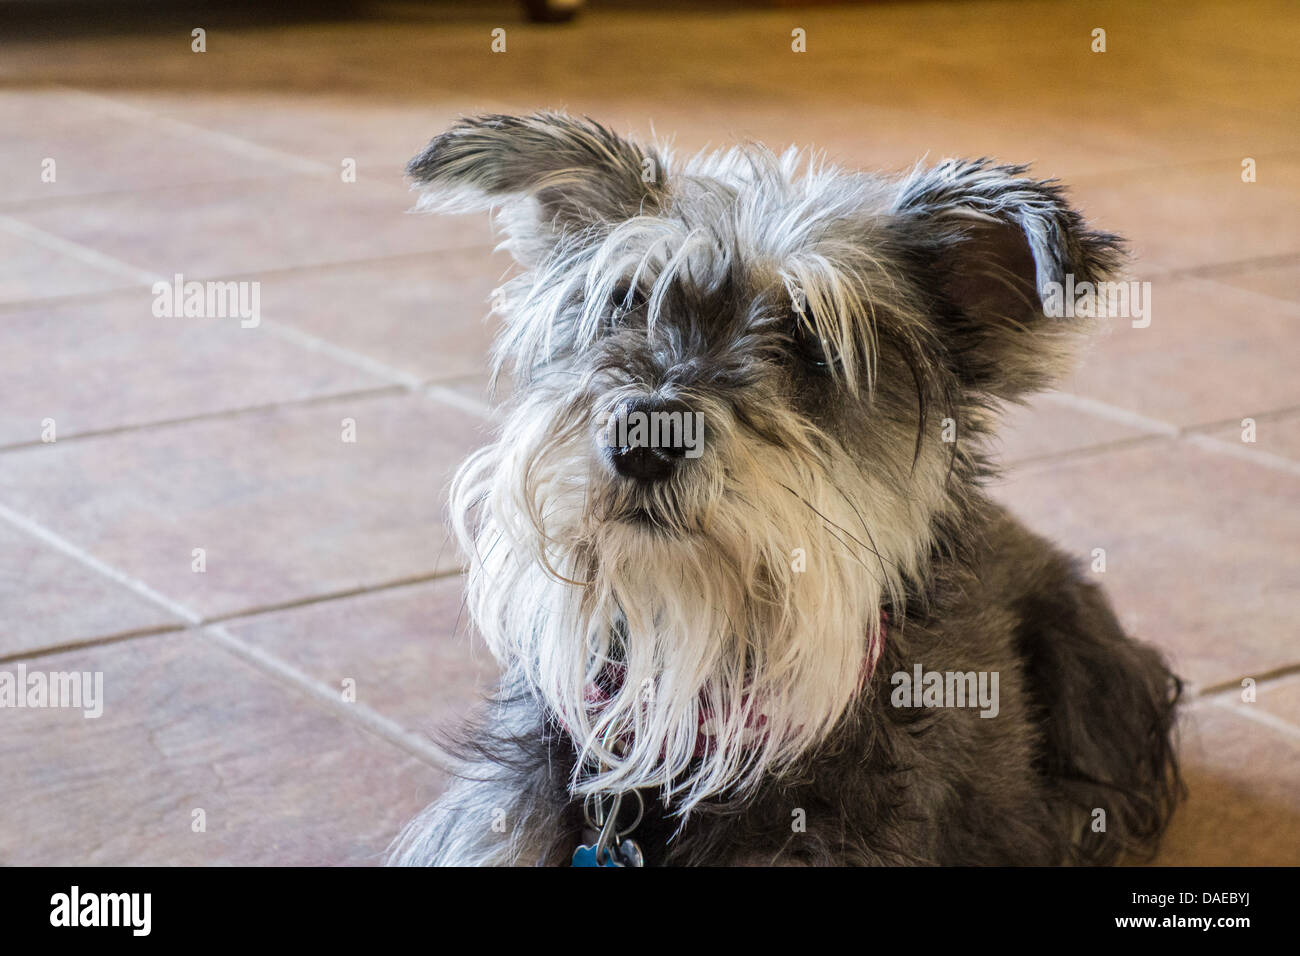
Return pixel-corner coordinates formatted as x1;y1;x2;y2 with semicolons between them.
392;114;1181;866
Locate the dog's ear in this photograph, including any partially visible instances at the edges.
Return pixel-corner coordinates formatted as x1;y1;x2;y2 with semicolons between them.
891;159;1124;399
407;112;664;262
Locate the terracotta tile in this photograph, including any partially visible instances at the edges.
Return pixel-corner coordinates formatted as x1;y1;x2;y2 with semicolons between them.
0;288;387;447
94;91;496;175
223;577;497;738
8;175;494;281
0;523;179;657
0;89;293;207
1152;702;1300;865
0;223;136;304
994;396;1156;466
0;393;489;621
429;372;510;420
1069;156;1300;274
992;440;1300;689
1059;276;1300;428
0;634;445;865
253;251;506;384
1211;259;1300;305
611;103;1144;183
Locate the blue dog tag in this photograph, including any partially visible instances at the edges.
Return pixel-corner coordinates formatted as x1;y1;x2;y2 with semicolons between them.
572;838;644;867
572;843;621;867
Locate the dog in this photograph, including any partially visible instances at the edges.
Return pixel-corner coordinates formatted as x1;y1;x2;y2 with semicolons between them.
390;113;1182;866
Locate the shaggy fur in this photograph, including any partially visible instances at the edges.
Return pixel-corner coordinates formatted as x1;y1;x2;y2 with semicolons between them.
390;113;1182;866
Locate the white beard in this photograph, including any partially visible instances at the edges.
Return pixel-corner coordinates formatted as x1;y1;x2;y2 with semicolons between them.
451;383;942;816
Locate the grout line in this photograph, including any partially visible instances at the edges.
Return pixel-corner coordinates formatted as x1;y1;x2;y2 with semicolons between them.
0;567;467;667
1037;390;1179;437
0;174;303;215
200;568;464;628
0;501;201;625
1208;696;1300;745
1032;391;1300;478
1180;403;1300;434
57;87;337;177
2;567;470;667
1182;432;1300;477
52;85;450;211
1165;250;1300;282
0;622;189;666
0;247;499;317
0;285;146;315
1200;274;1300;311
0;384;408;453
257;319;426;389
425;384;493;419
0;370;491;456
0;214;161;286
201;621;451;769
1002;431;1173;471
1195;664;1300;699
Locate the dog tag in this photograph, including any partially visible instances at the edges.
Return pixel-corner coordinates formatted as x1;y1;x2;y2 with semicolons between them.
572;843;622;867
616;838;644;867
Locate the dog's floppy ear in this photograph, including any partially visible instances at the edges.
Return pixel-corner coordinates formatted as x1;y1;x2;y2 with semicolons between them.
407;112;664;261
891;159;1124;399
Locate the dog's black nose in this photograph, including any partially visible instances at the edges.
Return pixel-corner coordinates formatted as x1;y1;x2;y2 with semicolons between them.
606;397;696;483
611;443;678;482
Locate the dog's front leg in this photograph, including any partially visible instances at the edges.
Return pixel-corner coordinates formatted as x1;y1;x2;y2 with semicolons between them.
389;767;566;866
389;686;576;867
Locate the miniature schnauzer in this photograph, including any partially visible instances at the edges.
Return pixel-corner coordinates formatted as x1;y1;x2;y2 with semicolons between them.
390;113;1182;866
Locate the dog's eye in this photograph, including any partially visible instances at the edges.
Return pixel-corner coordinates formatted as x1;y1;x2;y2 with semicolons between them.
608;283;645;326
790;311;839;373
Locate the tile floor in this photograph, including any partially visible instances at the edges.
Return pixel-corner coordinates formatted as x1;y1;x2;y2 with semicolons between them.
1;0;1297;865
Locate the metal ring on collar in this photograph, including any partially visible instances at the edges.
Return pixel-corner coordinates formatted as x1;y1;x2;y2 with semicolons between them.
582;788;644;841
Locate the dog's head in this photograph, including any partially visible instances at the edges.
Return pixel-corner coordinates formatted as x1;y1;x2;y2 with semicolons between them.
410;112;1122;811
